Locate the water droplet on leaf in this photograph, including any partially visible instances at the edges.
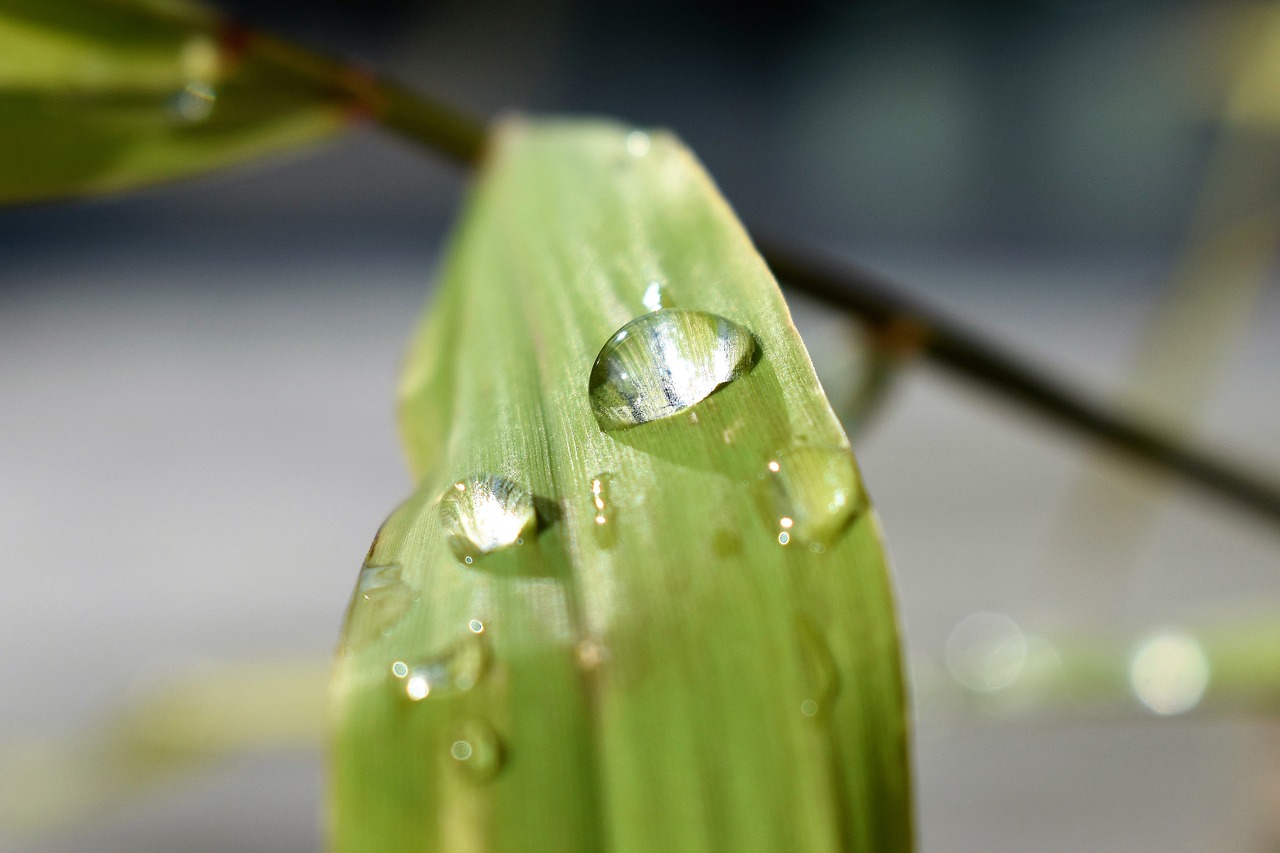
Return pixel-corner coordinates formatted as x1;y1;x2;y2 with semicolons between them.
589;309;757;430
625;130;651;157
391;633;490;702
451;719;504;782
589;473;619;548
765;446;865;546
440;474;536;564
350;564;414;640
170;82;216;122
797;618;839;722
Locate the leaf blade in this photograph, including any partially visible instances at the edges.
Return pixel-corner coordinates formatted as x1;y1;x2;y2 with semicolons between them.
333;118;911;852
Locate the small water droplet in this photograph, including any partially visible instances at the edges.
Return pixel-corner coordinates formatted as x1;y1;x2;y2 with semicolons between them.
391;633;490;702
450;719;504;782
440;474;536;564
468;619;485;634
625;130;651;157
589;309;758;430
350;563;414;640
765;446;865;547
796;618;839;721
170;81;216;122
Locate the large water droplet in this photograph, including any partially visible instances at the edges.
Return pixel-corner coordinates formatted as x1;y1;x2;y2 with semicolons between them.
589;309;757;430
440;474;536;564
350;563;414;640
765;446;865;546
392;633;490;702
796;618;839;721
450;719;504;782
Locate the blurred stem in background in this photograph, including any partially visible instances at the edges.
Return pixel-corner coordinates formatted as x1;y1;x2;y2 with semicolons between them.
240;20;1280;529
1044;5;1280;601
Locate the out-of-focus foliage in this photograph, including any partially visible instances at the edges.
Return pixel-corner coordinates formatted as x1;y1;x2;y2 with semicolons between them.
0;0;346;203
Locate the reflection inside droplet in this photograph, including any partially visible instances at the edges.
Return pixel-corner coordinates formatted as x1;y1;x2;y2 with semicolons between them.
589;309;757;430
440;474;536;564
1129;631;1209;715
642;281;664;311
945;612;1028;692
391;633;490;702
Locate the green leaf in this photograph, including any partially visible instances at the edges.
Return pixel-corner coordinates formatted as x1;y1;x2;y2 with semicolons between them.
0;0;346;204
330;119;911;851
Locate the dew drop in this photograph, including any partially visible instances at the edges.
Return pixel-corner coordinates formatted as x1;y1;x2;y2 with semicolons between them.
440;474;536;564
170;81;216;122
588;309;758;430
765;446;865;547
450;719;504;782
391;633;490;702
350;563;414;640
625;130;651;157
796;618;839;722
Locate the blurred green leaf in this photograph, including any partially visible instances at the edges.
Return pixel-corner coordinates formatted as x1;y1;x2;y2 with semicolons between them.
330;119;911;851
0;0;346;203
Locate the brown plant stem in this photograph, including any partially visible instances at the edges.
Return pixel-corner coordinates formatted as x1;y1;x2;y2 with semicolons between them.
249;27;1280;528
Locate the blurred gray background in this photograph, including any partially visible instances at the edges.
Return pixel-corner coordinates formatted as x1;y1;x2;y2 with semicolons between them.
3;0;1279;850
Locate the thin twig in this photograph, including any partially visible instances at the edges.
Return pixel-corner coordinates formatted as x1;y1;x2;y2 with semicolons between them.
759;241;1280;525
249;28;1280;528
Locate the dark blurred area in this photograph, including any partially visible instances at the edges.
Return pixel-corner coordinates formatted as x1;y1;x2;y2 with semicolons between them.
3;0;1231;270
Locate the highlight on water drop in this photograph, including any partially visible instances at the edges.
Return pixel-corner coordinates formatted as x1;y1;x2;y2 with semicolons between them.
440;473;536;564
588;309;758;430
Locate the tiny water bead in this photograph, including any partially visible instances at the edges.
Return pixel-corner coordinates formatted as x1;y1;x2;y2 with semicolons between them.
625;130;651;157
588;309;758;430
764;446;865;547
440;474;536;564
170;82;216;122
350;564;415;639
391;633;490;702
450;720;504;782
796;618;840;722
